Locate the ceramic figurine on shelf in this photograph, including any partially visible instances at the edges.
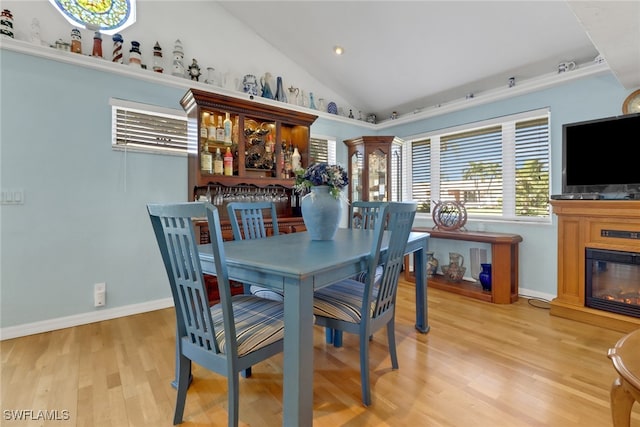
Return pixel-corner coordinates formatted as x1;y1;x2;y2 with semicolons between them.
128;41;142;67
260;72;274;99
171;39;185;78
309;92;317;110
242;74;259;96
288;86;299;105
1;9;14;39
70;28;82;54
204;67;215;85
274;76;287;103
152;42;163;73
112;33;123;63
92;32;102;58
30;18;42;45
188;58;201;81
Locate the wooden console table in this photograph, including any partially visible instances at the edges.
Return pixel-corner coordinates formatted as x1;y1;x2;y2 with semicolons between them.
406;228;522;304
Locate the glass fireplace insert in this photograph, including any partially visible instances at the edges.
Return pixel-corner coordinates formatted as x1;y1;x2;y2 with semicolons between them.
586;248;640;318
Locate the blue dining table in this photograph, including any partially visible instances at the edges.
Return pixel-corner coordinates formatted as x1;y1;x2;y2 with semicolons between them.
198;227;430;427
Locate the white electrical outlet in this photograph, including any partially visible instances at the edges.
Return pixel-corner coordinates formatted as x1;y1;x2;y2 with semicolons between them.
94;283;106;307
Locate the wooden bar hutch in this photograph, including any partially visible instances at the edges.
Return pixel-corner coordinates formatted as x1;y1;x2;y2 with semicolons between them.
180;89;317;302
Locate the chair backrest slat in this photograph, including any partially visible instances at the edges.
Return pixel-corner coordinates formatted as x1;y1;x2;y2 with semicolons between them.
227;202;279;241
148;202;238;357
350;201;385;230
371;202;417;318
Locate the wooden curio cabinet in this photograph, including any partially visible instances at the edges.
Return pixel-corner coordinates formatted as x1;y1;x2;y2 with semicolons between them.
180;89;317;219
344;136;403;203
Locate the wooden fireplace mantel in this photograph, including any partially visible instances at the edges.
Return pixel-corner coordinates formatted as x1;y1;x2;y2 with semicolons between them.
550;200;640;332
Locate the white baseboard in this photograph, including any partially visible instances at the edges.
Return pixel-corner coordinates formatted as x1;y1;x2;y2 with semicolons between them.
518;287;555;302
0;298;174;340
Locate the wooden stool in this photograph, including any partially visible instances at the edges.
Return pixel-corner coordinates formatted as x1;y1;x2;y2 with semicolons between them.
608;328;640;427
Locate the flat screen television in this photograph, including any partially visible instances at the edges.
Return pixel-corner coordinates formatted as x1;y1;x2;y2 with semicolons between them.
562;112;640;198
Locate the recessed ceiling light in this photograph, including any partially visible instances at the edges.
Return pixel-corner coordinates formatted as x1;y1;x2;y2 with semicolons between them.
334;45;344;55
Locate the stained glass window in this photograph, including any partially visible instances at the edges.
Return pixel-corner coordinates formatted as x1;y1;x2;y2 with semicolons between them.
49;0;136;35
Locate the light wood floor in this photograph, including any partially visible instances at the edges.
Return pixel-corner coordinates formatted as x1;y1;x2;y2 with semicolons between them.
2;282;639;427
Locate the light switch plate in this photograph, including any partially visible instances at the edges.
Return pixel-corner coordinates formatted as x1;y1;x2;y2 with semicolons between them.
0;189;24;205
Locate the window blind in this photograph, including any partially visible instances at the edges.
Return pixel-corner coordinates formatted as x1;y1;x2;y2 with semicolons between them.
407;108;550;221
111;100;188;155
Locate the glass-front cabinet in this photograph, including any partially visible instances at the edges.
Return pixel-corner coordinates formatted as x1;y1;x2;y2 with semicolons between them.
180;88;317;219
344;136;403;203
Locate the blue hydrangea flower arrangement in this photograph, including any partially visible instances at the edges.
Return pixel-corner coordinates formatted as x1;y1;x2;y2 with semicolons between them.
294;162;349;198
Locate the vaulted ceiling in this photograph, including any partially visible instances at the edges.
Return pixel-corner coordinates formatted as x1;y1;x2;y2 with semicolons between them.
219;1;640;119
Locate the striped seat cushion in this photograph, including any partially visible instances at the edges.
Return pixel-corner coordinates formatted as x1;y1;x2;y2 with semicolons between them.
351;264;384;285
210;295;284;357
313;279;378;323
250;285;284;302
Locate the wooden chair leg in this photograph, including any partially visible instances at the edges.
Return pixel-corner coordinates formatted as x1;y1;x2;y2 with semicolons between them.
173;355;191;425
325;327;333;344
333;330;343;347
228;373;240;427
387;319;399;369
359;333;371;406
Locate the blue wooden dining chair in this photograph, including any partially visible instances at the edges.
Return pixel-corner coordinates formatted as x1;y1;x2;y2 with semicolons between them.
326;201;386;347
227;201;284;302
147;202;285;427
313;202;417;406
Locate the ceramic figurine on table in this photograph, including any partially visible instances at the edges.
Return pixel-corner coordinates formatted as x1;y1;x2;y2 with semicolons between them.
152;42;163;73
171;39;185;78
92;32;102;58
112;33;123;63
1;9;14;39
70;28;82;54
129;41;142;67
188;58;201;81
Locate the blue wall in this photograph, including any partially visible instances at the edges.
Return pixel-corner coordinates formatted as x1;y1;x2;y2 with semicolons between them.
0;46;631;332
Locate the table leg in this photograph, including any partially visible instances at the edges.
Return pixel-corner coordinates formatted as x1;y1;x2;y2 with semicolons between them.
413;244;430;333
610;376;636;427
282;277;314;426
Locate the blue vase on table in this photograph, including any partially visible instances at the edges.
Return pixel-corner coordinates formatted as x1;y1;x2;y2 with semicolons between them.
301;186;342;240
479;263;492;291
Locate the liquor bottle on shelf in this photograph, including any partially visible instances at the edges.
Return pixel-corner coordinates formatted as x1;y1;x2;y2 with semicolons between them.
223;112;232;144
216;115;225;141
279;142;286;178
232;116;239;144
201;142;213;174
200;112;209;141
263;135;274;171
213;147;223;175
284;142;293;177
207;114;217;142
224;147;233;176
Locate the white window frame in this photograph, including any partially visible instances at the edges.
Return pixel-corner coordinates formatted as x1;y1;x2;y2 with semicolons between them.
404;108;551;223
